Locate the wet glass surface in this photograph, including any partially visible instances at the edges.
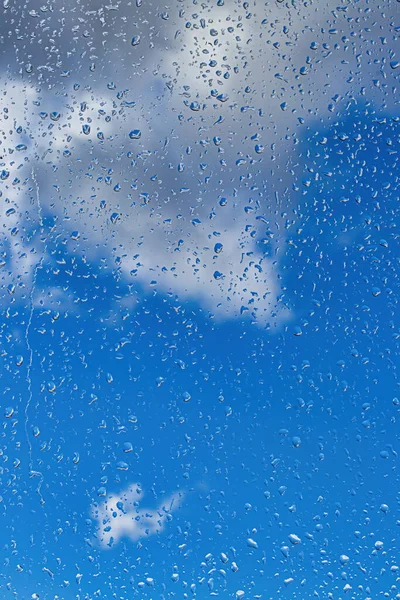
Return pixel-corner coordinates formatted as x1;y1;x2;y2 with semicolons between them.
0;0;399;598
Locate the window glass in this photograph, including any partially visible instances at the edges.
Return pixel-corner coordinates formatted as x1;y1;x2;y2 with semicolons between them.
1;1;398;598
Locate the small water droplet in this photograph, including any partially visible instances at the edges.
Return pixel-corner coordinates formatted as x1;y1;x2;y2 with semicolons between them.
116;461;129;471
129;129;141;139
123;442;133;453
288;533;301;545
182;391;191;402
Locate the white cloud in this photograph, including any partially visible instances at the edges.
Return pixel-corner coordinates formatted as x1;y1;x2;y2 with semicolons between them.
91;484;183;549
0;79;287;325
0;1;395;324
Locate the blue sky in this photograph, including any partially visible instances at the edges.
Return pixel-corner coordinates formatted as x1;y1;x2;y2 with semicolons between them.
1;0;399;599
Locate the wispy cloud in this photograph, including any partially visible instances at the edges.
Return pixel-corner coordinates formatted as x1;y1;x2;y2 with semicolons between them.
91;484;183;549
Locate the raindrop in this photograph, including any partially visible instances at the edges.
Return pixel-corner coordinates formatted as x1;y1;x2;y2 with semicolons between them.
182;391;191;402
129;129;142;139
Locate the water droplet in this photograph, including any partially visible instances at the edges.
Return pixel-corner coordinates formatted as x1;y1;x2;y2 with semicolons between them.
116;461;129;471
281;546;289;558
129;129;141;139
123;442;133;453
288;533;301;545
182;391;191;402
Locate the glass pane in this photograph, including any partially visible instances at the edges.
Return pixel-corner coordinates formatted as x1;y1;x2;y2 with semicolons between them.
1;0;398;598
